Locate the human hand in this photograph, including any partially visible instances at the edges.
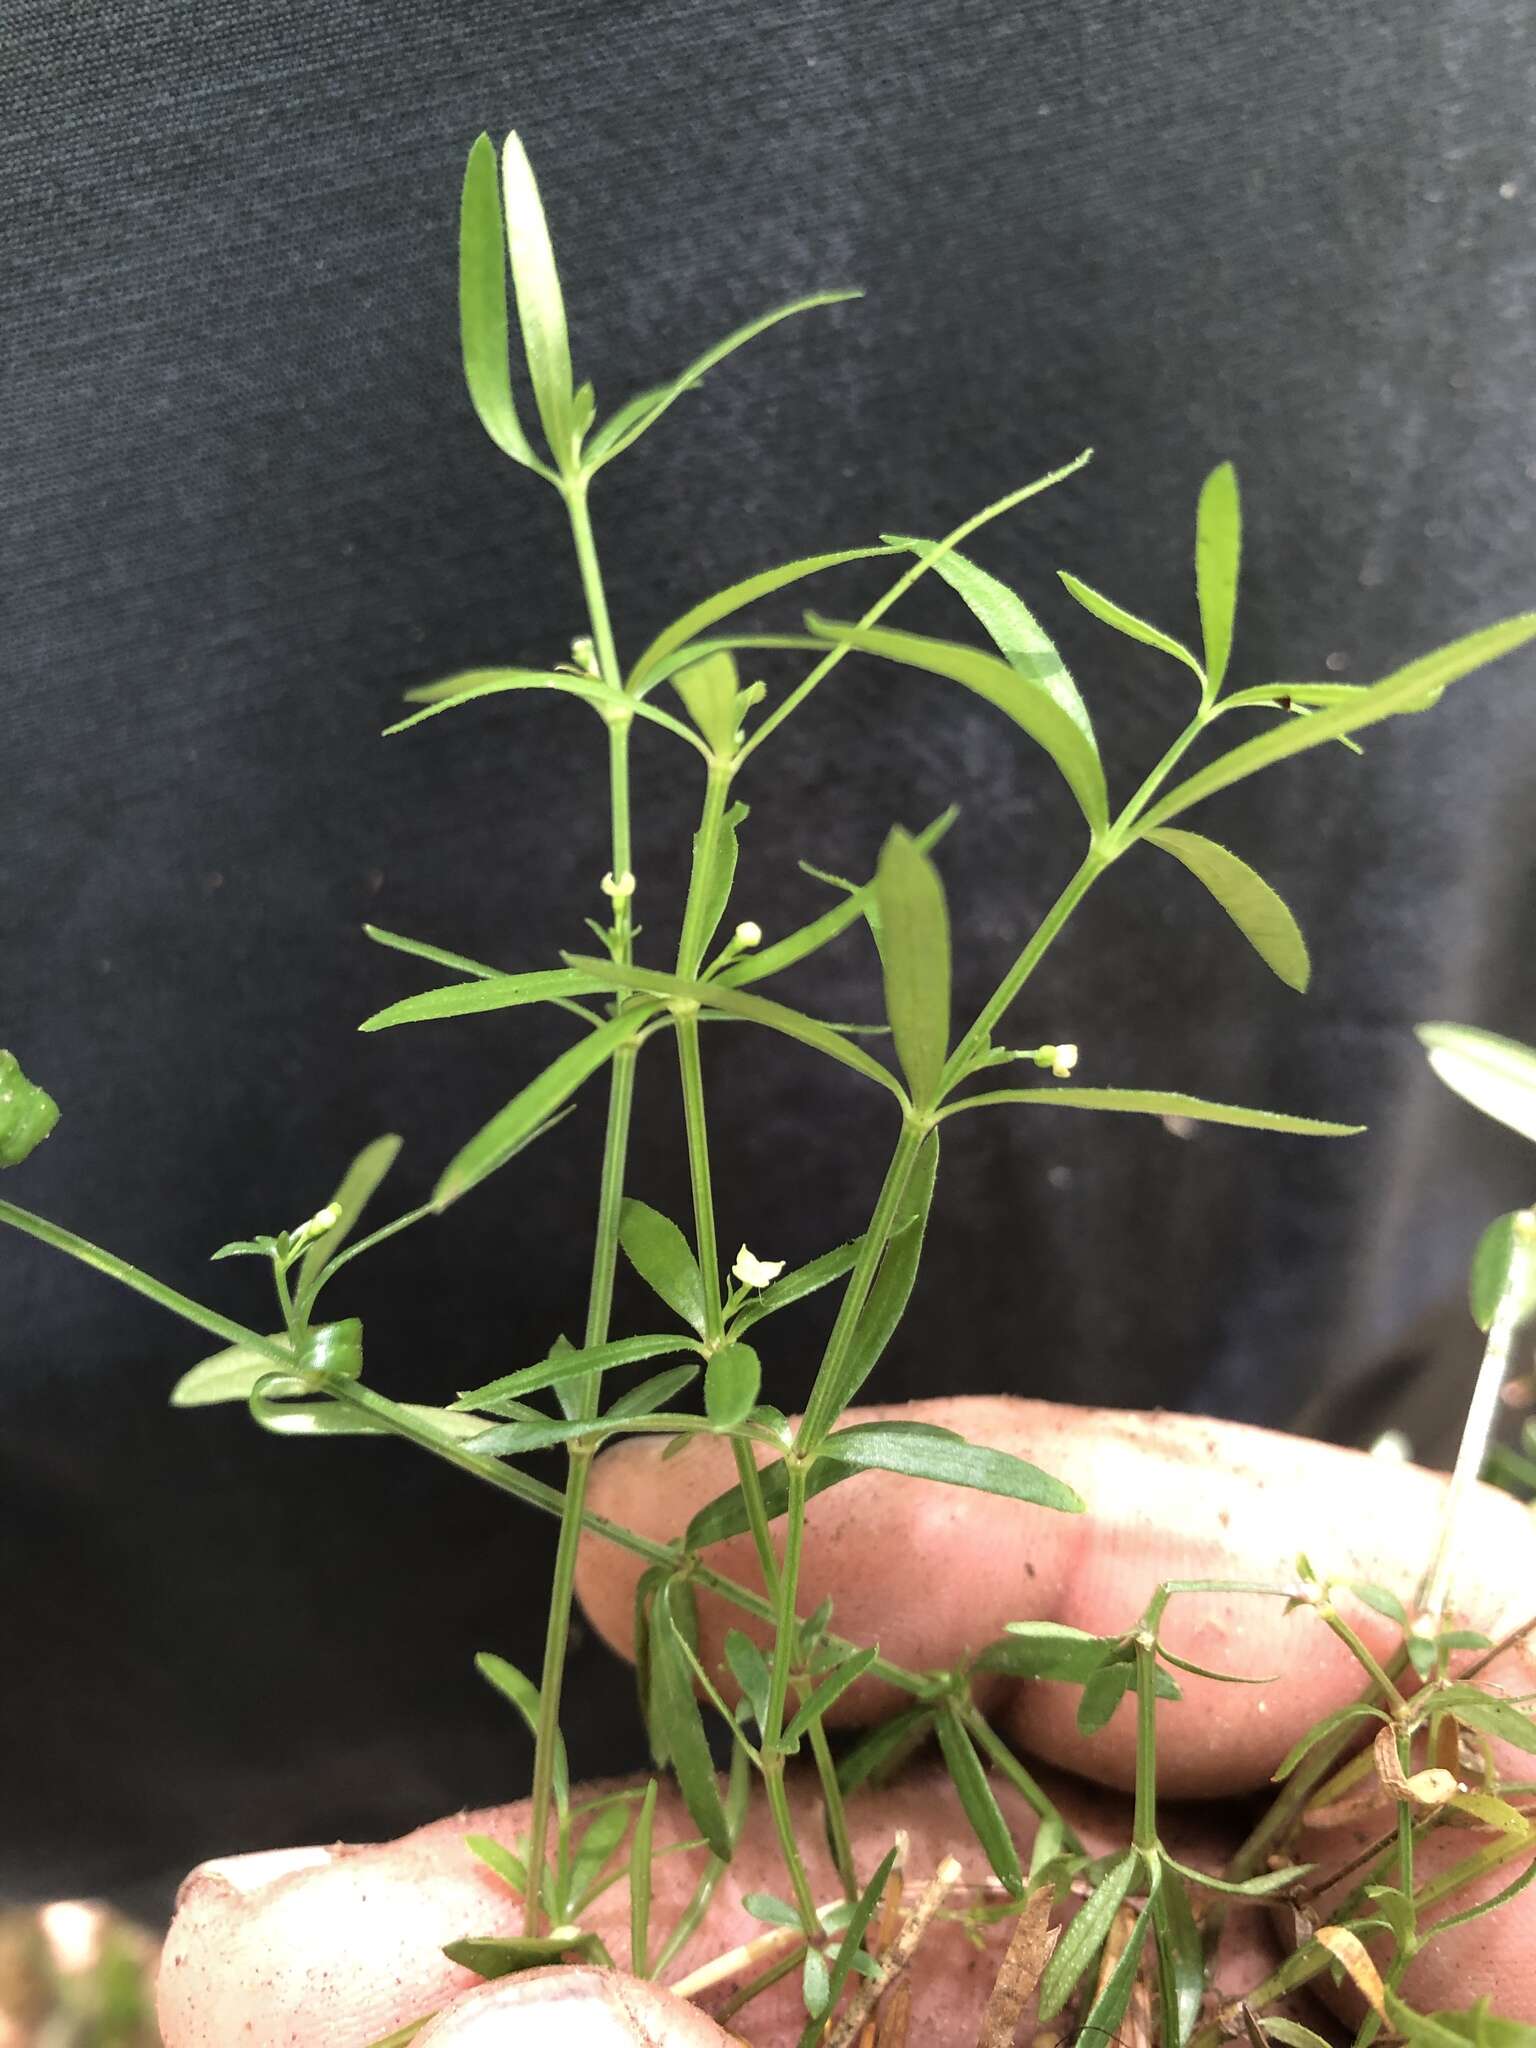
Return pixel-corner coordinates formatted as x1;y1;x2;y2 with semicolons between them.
158;1398;1536;2045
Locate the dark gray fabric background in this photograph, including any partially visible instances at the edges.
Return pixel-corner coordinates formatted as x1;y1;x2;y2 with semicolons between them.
3;0;1534;1911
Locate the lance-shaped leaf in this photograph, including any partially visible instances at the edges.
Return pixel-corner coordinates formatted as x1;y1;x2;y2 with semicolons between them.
689;799;748;964
781;1646;880;1748
642;633;826;691
683;1420;961;1550
628;547;895;696
876;829;951;1110
458;135;546;473
564;956;907;1100
1078;1903;1151;2046
435;1011;648;1208
500;132;575;468
585;290;860;470
442;1930;596;1977
361;968;609;1032
296;1133;402;1294
807;615;1109;835
620;1199;709;1335
730;1236;864;1334
724;808;957;992
171;1334;292;1408
474;1652;569;1810
937;1705;1024;1894
802;1132;940;1436
454;1334;700;1409
671;648;741;756
1037;1849;1138;2019
1142;613;1536;830
1467;1211;1536;1332
606;1362;700;1420
1195;461;1242;693
0;1051;59;1168
795;1843;898;2048
363;924;500;981
629;1778;658;1976
975;1622;1117;1685
704;1341;762;1428
652;1581;732;1858
1151;1868;1205;2048
724;1631;772;1731
886;536;1094;742
1058;572;1205;684
939;1086;1361;1137
1076;1659;1135;1734
820;1420;1084;1513
1418;1022;1536;1148
387;670;707;754
1146;827;1310;992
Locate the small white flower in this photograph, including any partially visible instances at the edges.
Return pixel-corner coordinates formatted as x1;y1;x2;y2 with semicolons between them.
600;870;636;901
732;1244;785;1289
734;920;763;948
1051;1043;1079;1078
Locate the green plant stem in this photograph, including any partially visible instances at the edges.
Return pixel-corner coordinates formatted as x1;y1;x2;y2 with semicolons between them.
523;481;638;1935
963;1704;1082;1852
1132;1637;1160;1854
942;852;1104;1092
0;1200;293;1363
735;453;1092;768
1321;1607;1407;1715
806;1715;858;1898
1105;707;1210;847
761;1460;822;1930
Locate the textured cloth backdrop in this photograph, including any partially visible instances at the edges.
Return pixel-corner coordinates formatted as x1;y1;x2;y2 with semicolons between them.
3;0;1534;1908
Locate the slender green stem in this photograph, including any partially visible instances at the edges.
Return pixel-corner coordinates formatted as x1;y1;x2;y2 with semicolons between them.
806;1714;858;1897
1321;1607;1407;1715
523;483;639;1934
761;1460;821;1929
677;1022;723;1341
297;1202;436;1318
798;1118;927;1450
736;452;1092;767
1131;1637;1160;1854
1104;707;1209;848
0;1200;292;1363
942;851;1104;1089
963;1704;1082;1853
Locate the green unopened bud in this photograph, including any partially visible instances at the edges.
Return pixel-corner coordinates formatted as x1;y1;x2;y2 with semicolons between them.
289;1201;343;1253
0;1051;60;1168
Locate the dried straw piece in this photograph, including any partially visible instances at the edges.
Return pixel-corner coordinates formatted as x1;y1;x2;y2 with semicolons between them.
976;1889;1057;2048
823;1854;962;2048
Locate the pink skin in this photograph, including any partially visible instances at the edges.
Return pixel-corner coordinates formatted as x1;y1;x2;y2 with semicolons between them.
157;1399;1536;2043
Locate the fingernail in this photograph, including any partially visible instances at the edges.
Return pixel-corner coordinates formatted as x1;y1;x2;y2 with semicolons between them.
192;1845;334;1896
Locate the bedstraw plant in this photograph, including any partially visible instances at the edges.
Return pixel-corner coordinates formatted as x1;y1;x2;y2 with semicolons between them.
5;131;1536;2044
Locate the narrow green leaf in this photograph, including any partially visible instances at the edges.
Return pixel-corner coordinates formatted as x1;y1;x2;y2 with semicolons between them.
435;1012;646;1209
565;956;907;1100
455;1335;698;1408
1151;1869;1204;2048
1142;613;1536;831
465;1833;529;1896
975;1623;1116;1685
1432;1686;1536;1754
1418;1023;1536;1147
629;546;895;696
801;1945;831;2018
1271;1702;1389;1780
724;808;957;993
620;1199;709;1335
1350;1582;1409;1627
458;135;544;471
1161;1851;1313;1899
249;1382;488;1446
1037;1850;1137;2020
886;537;1095;742
1058;572;1205;683
361;969;608;1032
171;1334;291;1407
807;615;1109;835
691;800;748;963
442;1931;592;1977
475;1652;568;1810
606;1362;700;1420
811;1131;941;1425
875;829;951;1110
704;1341;762;1428
629;1778;657;1975
363;924;499;981
939;1085;1362;1137
1195;462;1242;693
566;1795;633;1913
296;1133;402;1294
796;1845;899;2048
835;1709;934;1795
724;1630;772;1729
386;670;708;754
587;290;860;471
1146;827;1310;993
1076;1660;1135;1735
671;648;741;756
1078;1903;1151;2045
654;1581;732;1858
743;1890;803;1929
820;1419;1085;1514
936;1706;1023;1894
782;1646;880;1747
0;1051;59;1168
1261;2021;1341;2048
500;132;574;467
637;632;827;691
685;1448;863;1550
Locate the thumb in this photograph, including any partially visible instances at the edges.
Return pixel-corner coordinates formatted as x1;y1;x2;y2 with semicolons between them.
414;1966;732;2045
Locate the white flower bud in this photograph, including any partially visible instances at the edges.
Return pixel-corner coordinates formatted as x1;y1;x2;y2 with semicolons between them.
734;921;762;948
1051;1042;1079;1078
600;870;636;901
732;1244;785;1289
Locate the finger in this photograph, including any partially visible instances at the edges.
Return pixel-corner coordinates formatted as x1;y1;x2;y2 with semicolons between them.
412;1966;732;2046
578;1396;1536;1795
158;1762;1284;2047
